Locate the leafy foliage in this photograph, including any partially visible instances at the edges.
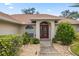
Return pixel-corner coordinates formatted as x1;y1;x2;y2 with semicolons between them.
22;8;39;14
0;35;23;56
73;32;79;43
61;10;79;19
30;38;40;44
22;32;40;44
55;22;75;45
22;32;31;45
0;32;40;56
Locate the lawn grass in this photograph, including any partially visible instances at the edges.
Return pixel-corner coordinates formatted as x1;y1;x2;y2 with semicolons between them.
70;32;79;56
70;43;79;56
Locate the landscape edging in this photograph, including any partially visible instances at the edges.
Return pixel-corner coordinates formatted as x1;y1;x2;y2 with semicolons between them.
68;45;77;56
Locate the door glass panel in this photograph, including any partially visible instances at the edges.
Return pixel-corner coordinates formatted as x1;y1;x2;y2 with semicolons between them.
40;25;49;38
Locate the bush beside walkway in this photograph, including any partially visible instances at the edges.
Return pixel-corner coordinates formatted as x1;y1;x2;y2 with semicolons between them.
0;32;40;56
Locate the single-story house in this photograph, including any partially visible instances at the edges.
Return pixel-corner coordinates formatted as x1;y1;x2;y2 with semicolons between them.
0;12;79;41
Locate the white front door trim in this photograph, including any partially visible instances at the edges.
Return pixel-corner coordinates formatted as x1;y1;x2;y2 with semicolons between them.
36;20;55;41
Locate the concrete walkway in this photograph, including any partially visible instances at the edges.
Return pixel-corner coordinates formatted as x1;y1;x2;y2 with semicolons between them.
39;41;73;56
39;41;61;56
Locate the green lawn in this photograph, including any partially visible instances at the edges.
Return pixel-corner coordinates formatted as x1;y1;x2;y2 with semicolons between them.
70;43;79;56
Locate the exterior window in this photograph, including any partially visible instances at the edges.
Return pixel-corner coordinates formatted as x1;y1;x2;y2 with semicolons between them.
28;33;34;37
25;25;33;29
25;25;35;37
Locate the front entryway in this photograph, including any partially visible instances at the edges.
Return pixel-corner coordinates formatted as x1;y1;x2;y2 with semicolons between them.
40;41;51;47
40;22;49;40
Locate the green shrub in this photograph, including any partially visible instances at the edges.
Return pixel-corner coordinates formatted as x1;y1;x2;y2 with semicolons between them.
0;35;22;56
74;32;79;42
22;32;40;44
55;22;75;45
22;32;31;45
30;38;40;44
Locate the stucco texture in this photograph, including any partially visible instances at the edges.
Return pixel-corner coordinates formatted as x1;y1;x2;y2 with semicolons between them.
0;20;25;35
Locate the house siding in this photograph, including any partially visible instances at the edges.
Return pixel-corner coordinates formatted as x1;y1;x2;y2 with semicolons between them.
72;24;79;32
0;20;23;35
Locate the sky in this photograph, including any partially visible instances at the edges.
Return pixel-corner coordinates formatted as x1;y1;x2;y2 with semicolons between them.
0;3;79;16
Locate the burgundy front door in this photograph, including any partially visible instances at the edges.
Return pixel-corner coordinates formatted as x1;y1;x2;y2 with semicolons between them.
40;25;49;38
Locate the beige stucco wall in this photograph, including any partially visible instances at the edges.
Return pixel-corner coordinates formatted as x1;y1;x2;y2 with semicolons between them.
19;25;26;35
0;20;25;35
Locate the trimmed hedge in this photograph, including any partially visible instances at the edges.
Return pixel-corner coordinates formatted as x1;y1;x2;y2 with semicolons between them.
0;35;23;56
55;22;75;45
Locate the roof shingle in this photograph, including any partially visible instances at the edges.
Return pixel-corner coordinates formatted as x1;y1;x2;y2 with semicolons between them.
0;12;79;25
0;12;21;24
11;14;63;24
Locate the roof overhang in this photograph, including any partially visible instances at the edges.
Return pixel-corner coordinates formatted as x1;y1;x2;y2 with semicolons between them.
0;16;22;25
30;19;61;21
57;19;79;25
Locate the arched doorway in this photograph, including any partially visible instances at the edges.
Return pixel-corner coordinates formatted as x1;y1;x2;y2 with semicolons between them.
40;22;49;39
